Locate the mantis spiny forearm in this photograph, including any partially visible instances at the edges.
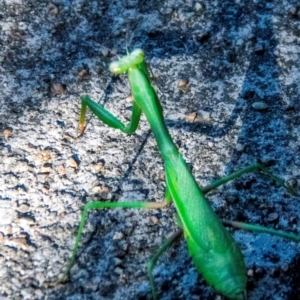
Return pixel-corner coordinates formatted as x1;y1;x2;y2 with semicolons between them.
60;49;299;299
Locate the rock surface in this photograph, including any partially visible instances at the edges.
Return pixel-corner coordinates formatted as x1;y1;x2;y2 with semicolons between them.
0;0;300;299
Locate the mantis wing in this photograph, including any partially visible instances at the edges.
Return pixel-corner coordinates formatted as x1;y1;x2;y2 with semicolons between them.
165;153;247;300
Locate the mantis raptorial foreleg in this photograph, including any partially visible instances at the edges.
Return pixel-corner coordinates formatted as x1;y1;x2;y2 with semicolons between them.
79;95;142;135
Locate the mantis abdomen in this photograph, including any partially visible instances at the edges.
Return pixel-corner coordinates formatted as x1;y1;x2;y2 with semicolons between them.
165;153;247;299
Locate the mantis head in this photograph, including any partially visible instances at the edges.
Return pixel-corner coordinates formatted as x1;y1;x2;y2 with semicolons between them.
109;49;145;74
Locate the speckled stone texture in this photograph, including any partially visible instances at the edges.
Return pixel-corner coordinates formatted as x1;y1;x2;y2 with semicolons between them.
0;0;300;299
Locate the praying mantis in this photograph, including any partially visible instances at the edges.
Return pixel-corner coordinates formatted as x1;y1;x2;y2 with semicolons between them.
61;49;299;299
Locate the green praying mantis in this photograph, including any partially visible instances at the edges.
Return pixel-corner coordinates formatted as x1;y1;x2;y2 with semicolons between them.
60;49;300;299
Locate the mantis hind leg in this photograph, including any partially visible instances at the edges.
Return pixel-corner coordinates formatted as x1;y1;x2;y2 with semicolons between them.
222;219;300;242
202;162;297;196
201;163;300;243
147;230;183;300
61;200;169;281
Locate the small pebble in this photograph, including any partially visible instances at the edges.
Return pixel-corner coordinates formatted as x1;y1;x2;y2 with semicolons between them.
47;3;59;15
281;263;289;272
113;232;124;240
286;177;298;189
194;2;203;12
93;162;105;173
235;143;244;152
150;216;159;225
37;151;52;161
58;164;66;175
91;186;101;194
160;7;173;15
289;6;299;17
195;110;210;121
51;83;66;94
159;171;165;181
67;157;79;169
10;237;28;248
252;102;268;110
99;186;110;198
78;68;89;79
126;94;134;103
5;225;12;235
177;79;189;90
186;112;197;122
17;203;30;213
115;169;122;176
112;257;123;267
84;283;98;292
267;212;278;222
101;48;110;57
254;44;265;55
3;129;12;138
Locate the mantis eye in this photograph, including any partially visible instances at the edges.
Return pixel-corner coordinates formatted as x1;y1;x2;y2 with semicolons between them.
109;61;127;74
130;49;144;64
